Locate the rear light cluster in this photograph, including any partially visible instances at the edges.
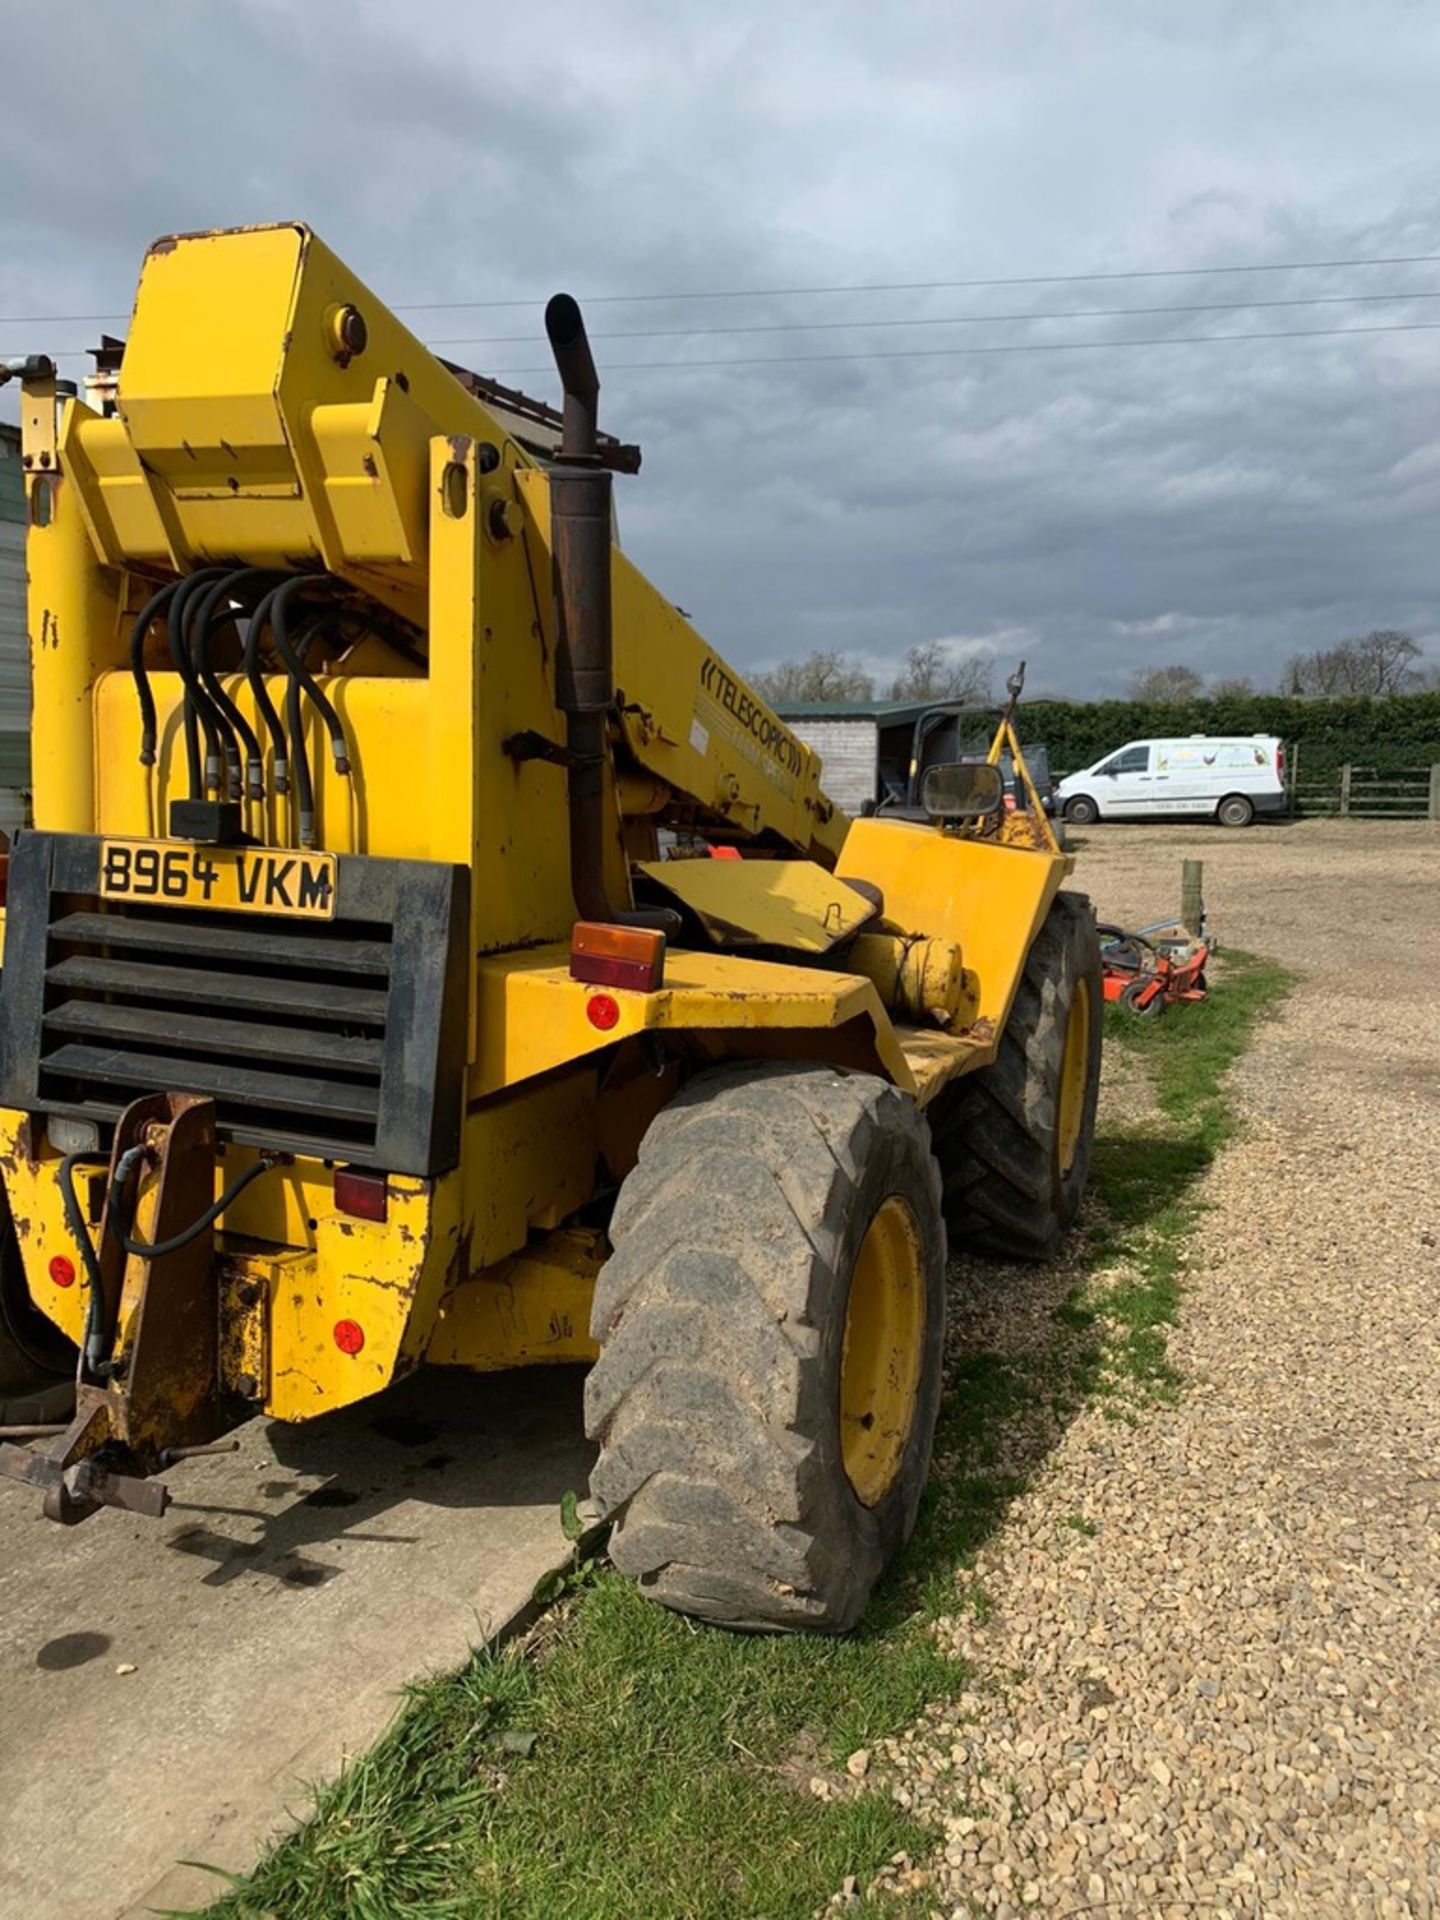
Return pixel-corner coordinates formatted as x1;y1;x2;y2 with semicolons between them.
334;1167;388;1223
569;921;666;994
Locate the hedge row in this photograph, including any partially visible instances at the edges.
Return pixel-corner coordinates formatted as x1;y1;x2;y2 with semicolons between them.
1019;692;1440;778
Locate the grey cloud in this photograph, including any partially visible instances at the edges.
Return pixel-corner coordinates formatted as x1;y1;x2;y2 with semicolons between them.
2;0;1438;693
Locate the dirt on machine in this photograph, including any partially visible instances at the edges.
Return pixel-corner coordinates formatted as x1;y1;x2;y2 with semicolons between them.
0;223;1103;1632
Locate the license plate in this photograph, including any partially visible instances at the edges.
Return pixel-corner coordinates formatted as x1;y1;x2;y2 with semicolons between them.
99;840;337;919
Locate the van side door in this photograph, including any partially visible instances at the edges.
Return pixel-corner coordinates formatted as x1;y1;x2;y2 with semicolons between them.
1098;743;1152;815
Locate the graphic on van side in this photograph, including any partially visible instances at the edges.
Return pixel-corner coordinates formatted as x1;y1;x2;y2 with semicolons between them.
1154;742;1270;772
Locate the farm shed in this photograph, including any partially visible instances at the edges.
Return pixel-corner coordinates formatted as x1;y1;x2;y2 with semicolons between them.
774;698;993;816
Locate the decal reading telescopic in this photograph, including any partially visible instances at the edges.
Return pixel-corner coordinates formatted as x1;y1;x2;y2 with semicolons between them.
697;655;804;794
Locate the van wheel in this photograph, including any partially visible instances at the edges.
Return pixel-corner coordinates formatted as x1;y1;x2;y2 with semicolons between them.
1064;794;1099;826
585;1063;946;1633
1217;793;1254;828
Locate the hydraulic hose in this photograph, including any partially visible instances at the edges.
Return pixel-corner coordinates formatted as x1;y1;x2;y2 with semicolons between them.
128;579;183;769
243;585;293;795
106;1153;274;1261
56;1152;111;1377
269;577;351;847
185;581;244;799
192;568;275;800
166;568;231;799
272;579;351;774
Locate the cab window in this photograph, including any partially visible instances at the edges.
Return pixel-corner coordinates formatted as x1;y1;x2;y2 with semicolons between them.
1096;746;1150;775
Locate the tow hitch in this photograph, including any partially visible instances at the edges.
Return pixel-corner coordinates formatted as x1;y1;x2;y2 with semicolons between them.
0;1092;263;1523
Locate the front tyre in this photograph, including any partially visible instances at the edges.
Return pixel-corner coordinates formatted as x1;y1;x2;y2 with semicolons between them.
585;1063;946;1632
1064;794;1099;826
930;892;1103;1261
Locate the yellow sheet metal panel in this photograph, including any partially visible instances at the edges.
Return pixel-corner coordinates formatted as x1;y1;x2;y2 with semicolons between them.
427;434;576;961
893;1026;993;1108
462;1073;597;1270
473;944;913;1096
838;818;1067;1035
635;857;876;952
99;224;529;606
0;1110;90;1347
426;1226;603;1370
256;1170;463;1421
61;408;179;569
94;669;440;858
24;438;125;836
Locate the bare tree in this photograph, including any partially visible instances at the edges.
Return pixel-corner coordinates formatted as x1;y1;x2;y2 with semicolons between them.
1129;663;1205;701
1209;675;1254;698
751;650;875;703
1281;630;1422;697
1355;629;1424;693
888;641;993;705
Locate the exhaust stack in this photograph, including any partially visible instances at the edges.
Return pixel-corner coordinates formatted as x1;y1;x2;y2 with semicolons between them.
544;294;673;933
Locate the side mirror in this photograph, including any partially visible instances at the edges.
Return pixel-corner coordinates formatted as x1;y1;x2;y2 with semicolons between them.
919;761;1004;820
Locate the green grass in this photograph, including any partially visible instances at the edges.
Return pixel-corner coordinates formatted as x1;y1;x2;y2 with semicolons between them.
1087;948;1295;1405
191;1579;943;1920
197;949;1292;1920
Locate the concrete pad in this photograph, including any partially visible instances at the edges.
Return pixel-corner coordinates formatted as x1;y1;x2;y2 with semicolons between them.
0;1365;593;1920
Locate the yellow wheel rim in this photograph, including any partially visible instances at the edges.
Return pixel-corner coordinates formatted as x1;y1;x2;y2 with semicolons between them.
839;1195;926;1508
1057;987;1092;1177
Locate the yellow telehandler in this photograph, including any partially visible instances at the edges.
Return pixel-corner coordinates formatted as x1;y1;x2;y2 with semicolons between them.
0;225;1100;1631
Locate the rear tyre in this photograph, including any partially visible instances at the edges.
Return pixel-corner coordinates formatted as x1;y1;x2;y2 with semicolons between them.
1064;794;1099;826
585;1063;946;1632
930;892;1103;1261
1217;793;1254;828
0;1193;76;1426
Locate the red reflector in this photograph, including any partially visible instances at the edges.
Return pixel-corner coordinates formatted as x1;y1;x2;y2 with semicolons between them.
570;921;665;993
333;1318;365;1355
49;1255;76;1288
586;993;621;1031
706;844;741;859
335;1168;388;1223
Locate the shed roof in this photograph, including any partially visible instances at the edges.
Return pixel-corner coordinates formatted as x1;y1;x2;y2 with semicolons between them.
772;697;993;725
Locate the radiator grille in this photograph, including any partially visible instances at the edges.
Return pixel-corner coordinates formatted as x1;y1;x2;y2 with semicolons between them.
38;905;392;1158
0;834;469;1175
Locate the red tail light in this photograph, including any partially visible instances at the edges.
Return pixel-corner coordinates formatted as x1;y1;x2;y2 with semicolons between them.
335;1168;388;1223
333;1319;366;1355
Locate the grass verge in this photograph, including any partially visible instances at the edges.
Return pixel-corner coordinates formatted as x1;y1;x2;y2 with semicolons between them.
197;950;1291;1920
1086;946;1295;1405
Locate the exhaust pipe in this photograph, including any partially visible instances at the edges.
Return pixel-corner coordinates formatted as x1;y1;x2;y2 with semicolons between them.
544;294;674;933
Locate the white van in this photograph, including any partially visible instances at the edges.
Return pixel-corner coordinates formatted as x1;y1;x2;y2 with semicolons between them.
1056;736;1285;828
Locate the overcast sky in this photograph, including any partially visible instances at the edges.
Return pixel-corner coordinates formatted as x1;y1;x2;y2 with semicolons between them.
3;0;1438;696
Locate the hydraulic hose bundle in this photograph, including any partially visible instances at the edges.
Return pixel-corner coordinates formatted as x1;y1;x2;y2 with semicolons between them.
127;567;356;846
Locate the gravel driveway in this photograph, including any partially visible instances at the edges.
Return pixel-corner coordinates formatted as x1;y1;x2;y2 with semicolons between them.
879;822;1440;1920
